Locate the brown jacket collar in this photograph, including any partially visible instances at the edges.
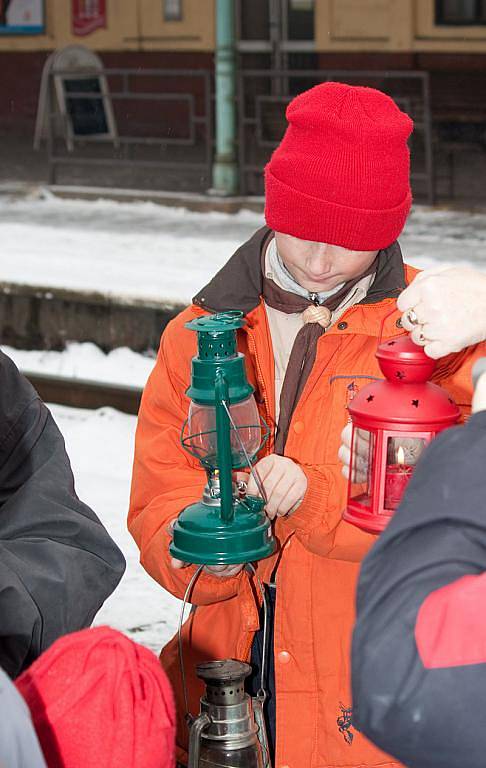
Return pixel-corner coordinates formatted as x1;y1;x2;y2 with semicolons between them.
193;226;407;314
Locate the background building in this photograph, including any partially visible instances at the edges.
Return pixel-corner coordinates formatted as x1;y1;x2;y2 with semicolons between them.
1;0;486;201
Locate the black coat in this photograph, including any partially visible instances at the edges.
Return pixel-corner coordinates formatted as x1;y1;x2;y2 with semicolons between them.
0;351;125;678
352;410;486;768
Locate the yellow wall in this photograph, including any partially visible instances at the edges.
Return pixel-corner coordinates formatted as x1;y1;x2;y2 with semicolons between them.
0;0;215;52
315;0;413;52
315;0;486;54
138;0;215;50
2;0;486;56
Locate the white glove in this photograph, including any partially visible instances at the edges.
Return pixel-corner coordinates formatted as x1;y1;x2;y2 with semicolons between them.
338;423;370;483
397;266;486;359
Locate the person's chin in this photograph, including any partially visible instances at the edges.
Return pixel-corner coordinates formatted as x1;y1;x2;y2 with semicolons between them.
306;279;340;292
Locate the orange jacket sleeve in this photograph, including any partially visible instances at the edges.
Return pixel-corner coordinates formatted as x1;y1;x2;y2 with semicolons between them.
276;462;377;561
128;313;244;605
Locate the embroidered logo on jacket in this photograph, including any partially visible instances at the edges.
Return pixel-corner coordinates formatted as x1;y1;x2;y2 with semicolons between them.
337;702;355;745
346;380;359;408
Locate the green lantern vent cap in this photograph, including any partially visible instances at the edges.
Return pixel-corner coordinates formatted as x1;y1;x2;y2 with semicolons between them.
185;311;246;334
186;311;246;363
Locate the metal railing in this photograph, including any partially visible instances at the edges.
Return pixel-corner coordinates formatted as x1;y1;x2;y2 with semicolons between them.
237;69;434;204
44;65;434;204
45;67;213;188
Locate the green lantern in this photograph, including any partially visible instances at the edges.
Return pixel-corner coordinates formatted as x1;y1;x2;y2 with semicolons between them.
169;311;276;566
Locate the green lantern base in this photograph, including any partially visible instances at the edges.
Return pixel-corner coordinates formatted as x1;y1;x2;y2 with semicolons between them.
169;496;276;565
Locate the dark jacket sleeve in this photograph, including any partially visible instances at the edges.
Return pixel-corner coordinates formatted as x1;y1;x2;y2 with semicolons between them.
352;410;486;768
0;351;125;678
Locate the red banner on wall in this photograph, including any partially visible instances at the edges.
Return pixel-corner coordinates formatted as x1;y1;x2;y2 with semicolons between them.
72;0;107;37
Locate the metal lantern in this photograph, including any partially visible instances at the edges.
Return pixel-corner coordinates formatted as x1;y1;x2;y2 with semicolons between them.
187;660;270;768
343;335;461;533
170;311;276;565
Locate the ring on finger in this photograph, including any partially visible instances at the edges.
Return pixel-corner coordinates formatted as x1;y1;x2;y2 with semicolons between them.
406;308;419;326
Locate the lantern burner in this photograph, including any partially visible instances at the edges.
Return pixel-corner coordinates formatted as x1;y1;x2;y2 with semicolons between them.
197;660;250;706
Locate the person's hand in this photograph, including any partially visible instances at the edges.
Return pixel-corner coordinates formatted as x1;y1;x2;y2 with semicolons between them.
338;423;370;483
397;266;486;359
246;454;307;520
167;519;245;578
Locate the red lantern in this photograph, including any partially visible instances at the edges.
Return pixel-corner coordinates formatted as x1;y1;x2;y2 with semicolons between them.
343;336;460;534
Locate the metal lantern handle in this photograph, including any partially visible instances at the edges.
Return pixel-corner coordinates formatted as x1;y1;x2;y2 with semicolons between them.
222;400;268;505
177;563;271;767
378;305;403;347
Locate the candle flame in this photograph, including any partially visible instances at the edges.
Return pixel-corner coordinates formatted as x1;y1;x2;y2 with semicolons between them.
397;446;405;465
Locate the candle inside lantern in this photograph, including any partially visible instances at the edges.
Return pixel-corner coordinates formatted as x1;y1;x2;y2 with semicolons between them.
384;445;413;510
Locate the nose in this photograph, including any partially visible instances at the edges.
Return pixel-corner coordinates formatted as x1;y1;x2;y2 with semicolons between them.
307;244;332;276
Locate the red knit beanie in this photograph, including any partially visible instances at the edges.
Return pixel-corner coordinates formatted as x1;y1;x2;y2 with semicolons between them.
16;627;176;768
265;81;413;250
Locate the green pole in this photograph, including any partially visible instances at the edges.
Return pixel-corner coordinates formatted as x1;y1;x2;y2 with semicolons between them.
211;0;239;195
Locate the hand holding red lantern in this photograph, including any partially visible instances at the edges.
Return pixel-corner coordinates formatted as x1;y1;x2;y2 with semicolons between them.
339;423;370;484
398;266;486;359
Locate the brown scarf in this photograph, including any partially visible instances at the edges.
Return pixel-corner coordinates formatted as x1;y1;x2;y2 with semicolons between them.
263;256;378;454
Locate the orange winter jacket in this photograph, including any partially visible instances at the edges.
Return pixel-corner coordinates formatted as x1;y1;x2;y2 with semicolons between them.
129;229;485;768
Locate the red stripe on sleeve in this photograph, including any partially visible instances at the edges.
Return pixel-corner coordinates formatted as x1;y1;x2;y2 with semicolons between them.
416;573;486;669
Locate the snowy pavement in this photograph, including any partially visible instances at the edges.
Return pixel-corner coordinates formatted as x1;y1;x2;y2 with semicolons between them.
2;342;156;388
1;192;486;307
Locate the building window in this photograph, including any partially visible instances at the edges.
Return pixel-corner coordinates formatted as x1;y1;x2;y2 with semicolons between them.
164;0;182;22
436;0;486;25
287;0;314;41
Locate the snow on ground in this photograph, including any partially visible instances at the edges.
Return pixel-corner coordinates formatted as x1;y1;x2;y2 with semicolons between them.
1;191;486;306
49;403;183;654
2;342;155;387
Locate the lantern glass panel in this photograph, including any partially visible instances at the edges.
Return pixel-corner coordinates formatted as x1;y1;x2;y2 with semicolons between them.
187;395;261;466
384;436;426;511
349;427;374;508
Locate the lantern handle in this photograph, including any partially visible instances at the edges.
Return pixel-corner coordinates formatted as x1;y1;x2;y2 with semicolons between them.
378;304;402;347
178;564;205;725
246;563;269;701
222;400;268;505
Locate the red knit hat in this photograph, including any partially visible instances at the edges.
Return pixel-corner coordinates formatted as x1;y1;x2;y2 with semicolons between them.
16;627;176;768
265;81;413;250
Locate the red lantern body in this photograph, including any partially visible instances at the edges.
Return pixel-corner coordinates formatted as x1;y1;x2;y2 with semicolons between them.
343;336;460;534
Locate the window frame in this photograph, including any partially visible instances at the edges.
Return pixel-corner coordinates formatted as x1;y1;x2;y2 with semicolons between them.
163;0;183;22
435;0;486;26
